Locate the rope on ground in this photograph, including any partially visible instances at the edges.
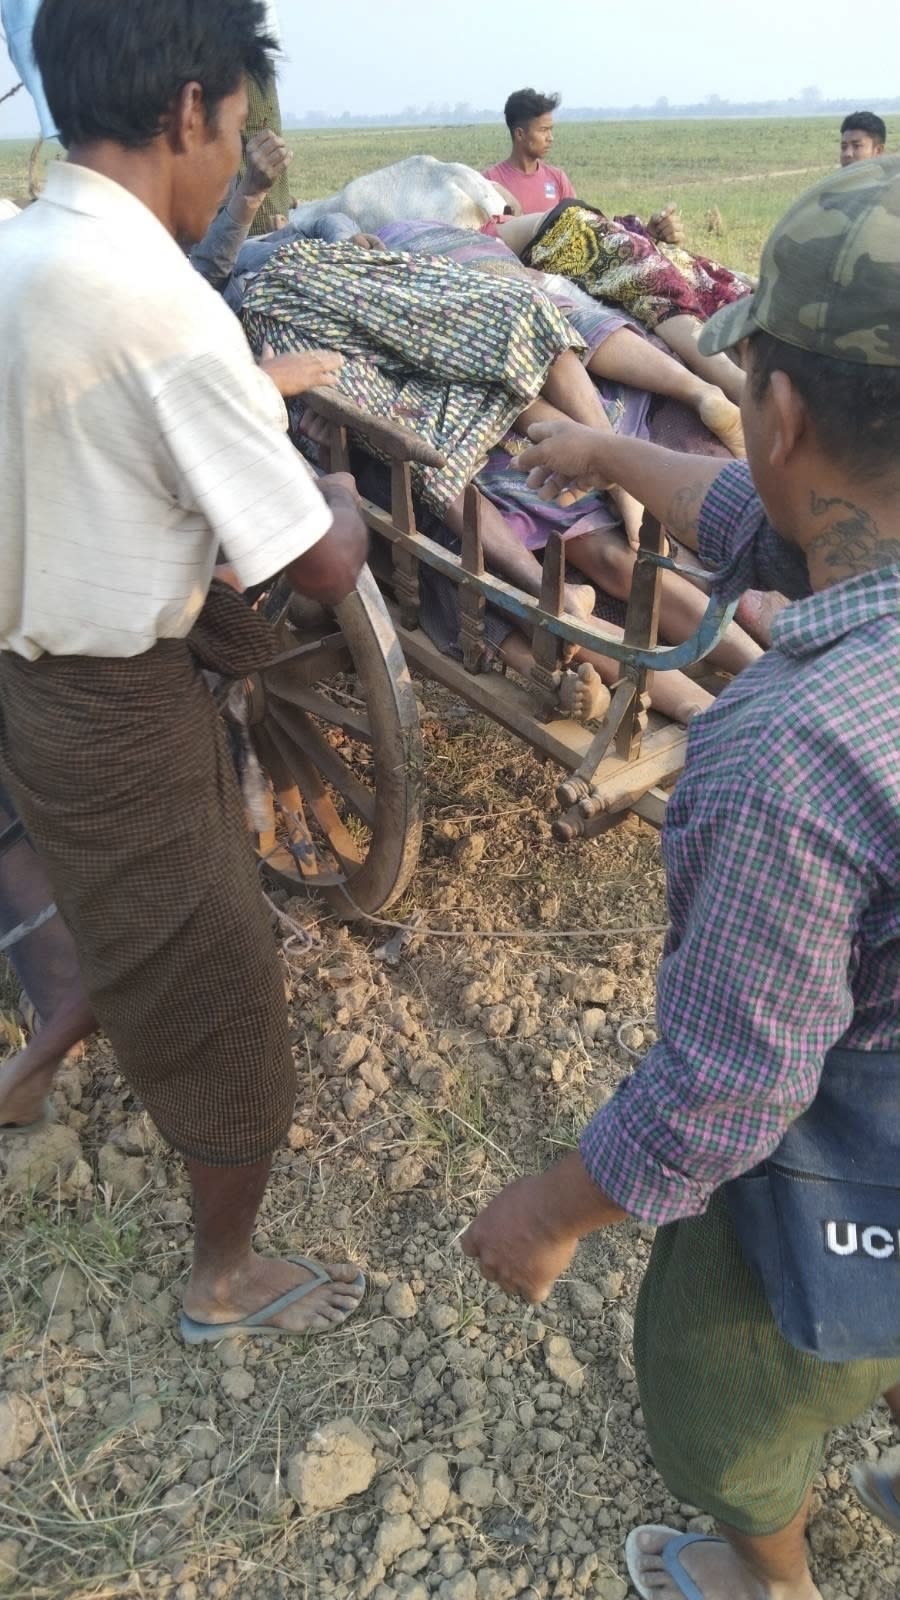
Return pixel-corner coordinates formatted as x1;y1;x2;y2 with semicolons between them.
261;889;320;959
261;800;668;947
336;881;667;943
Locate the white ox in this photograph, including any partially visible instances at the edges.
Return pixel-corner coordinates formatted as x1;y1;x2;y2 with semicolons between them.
289;155;510;234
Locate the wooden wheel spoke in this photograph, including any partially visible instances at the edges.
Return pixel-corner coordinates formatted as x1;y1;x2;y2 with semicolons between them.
262;670;374;744
264;716;364;872
251;727;324;882
267;698;376;827
250;566;424;919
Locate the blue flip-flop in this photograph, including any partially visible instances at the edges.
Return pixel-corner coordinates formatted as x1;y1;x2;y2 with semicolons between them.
625;1524;727;1600
851;1464;900;1536
180;1254;366;1345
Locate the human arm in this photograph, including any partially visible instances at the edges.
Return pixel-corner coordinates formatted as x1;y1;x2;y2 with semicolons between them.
191;132;291;288
464;773;868;1299
576;779;866;1222
154;340;336;590
283;473;368;605
648;204;686;245
257;341;344;398
558;169;577;201
232;130;292;228
518;422;724;549
518;422;811;598
461;1151;625;1302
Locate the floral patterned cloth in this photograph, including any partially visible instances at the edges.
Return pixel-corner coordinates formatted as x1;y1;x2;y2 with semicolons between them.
524;202;752;331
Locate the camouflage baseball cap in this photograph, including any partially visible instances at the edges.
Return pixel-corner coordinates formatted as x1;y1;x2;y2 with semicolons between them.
697;154;900;365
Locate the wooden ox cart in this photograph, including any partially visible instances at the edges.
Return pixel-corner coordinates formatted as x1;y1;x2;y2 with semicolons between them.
237;391;738;919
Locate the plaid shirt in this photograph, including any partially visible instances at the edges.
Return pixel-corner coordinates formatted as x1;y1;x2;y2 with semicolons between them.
580;462;900;1225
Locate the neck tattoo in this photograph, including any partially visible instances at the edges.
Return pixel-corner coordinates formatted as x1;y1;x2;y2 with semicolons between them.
808;492;900;582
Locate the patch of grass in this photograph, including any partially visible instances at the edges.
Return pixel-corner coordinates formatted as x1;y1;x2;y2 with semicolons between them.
1;115;838;274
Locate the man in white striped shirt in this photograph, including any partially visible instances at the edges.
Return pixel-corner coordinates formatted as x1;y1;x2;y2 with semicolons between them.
0;0;369;1343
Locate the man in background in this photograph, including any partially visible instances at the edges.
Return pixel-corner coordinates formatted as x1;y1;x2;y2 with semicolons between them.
840;111;887;165
483;87;575;213
483;86;684;243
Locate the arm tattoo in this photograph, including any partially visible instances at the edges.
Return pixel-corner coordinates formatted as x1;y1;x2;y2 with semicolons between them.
809;492;900;581
665;481;710;541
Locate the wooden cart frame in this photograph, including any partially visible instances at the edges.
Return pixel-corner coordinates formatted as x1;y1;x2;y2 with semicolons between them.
240;390;738;917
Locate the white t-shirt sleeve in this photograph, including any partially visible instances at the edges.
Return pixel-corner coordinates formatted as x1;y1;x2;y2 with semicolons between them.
153;349;332;590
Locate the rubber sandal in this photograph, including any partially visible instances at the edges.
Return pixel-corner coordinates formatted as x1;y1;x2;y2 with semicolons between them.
179;1254;366;1345
625;1525;727;1600
851;1464;900;1536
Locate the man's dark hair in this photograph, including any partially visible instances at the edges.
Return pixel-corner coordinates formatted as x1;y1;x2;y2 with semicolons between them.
33;0;277;150
504;88;561;135
840;110;887;144
749;332;900;482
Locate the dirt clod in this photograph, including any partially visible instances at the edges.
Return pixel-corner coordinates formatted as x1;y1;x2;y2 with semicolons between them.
286;1419;377;1512
0;1396;38;1469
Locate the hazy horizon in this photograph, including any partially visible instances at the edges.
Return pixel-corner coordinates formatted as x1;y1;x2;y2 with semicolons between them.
3;0;899;139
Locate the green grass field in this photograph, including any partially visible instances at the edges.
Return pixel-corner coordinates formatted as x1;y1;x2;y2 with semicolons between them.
0;114;837;272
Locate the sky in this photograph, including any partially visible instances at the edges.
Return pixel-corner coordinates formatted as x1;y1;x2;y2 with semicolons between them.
3;0;900;137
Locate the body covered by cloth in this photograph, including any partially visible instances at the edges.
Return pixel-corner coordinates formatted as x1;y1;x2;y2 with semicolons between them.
241;237;584;517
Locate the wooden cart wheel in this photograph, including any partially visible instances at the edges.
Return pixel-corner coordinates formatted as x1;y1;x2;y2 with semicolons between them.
242;565;424;920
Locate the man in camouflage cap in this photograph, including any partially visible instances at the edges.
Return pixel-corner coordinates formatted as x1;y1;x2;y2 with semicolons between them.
698;150;900;365
463;157;900;1600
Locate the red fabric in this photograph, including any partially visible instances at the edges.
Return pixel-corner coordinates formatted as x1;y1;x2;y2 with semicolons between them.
483;159;576;214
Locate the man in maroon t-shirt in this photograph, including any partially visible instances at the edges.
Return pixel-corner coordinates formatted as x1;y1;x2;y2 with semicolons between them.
484;87;685;245
483;88;576;214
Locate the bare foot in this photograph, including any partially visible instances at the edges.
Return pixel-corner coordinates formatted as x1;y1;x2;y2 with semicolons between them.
0;1063;53;1128
629;1528;821;1600
184;1251;365;1334
564;582;596;620
0;1040;60;1128
696;384;746;457
558;662;611;722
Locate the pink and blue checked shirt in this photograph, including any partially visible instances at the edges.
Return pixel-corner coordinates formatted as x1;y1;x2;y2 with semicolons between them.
580;462;900;1225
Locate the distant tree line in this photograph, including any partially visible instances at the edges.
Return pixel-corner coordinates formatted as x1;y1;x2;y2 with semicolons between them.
284;91;900;130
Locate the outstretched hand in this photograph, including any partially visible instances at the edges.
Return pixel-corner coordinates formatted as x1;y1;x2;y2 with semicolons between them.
517;420;614;502
259;343;344;398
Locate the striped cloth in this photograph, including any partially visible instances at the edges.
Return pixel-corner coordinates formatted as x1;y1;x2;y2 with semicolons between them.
242;240;583;518
580;461;900;1223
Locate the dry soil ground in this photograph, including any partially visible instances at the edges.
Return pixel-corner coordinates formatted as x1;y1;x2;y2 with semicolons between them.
2;681;898;1600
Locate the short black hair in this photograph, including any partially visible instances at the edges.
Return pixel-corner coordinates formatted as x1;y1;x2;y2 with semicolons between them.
840;111;887;144
33;0;277;150
504;88;561;135
748;332;900;483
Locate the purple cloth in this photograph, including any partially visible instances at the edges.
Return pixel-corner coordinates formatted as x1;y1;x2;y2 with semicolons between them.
579;461;900;1224
475;445;621;552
